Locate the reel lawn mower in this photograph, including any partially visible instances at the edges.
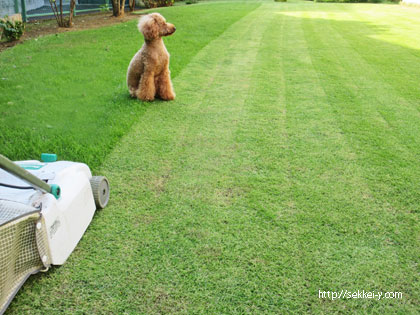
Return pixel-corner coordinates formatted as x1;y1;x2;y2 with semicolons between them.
0;153;110;314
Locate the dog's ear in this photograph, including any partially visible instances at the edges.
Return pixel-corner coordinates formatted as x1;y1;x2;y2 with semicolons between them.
138;15;159;40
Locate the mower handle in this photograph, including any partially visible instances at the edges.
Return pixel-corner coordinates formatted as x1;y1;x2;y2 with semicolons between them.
0;154;60;199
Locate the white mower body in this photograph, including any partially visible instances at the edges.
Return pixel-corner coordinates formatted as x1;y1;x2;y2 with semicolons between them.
0;154;109;314
0;160;96;265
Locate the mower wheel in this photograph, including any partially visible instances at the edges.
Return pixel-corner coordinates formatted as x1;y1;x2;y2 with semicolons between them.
90;176;110;209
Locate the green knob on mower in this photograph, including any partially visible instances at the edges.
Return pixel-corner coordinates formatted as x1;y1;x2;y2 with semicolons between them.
50;184;61;199
41;153;57;163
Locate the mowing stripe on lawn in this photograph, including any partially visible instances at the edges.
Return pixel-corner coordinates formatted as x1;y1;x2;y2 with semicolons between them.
274;6;417;312
97;6;276;313
7;4;277;314
298;6;420;307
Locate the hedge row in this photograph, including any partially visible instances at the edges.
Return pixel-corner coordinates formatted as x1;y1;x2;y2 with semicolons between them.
311;0;399;3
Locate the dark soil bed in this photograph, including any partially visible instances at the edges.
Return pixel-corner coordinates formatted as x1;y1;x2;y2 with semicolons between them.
0;11;141;52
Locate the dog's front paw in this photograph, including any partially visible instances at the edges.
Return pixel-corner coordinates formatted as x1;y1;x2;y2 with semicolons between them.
137;91;155;101
161;94;175;101
129;88;137;98
159;90;176;101
139;95;155;101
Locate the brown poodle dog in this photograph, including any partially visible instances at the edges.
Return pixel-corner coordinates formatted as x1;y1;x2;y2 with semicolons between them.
127;13;176;101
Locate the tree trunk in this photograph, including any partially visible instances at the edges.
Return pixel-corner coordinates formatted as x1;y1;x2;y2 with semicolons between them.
112;0;119;16
68;0;76;27
59;0;63;26
48;0;60;25
119;0;125;17
111;0;125;17
129;0;135;12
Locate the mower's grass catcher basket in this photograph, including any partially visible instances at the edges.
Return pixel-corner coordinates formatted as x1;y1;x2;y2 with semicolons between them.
0;200;50;314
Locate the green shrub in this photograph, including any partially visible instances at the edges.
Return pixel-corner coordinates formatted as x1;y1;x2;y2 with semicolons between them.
186;0;198;4
315;0;393;2
143;0;174;8
274;0;287;2
99;3;110;11
0;16;25;41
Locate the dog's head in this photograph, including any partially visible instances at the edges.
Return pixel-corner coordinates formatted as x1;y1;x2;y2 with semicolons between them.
138;13;176;41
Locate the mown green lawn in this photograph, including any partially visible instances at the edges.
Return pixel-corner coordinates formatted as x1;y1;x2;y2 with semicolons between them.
0;2;259;171
2;0;420;313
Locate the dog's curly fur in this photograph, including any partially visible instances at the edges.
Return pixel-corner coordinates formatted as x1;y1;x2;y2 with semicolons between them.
127;13;176;101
